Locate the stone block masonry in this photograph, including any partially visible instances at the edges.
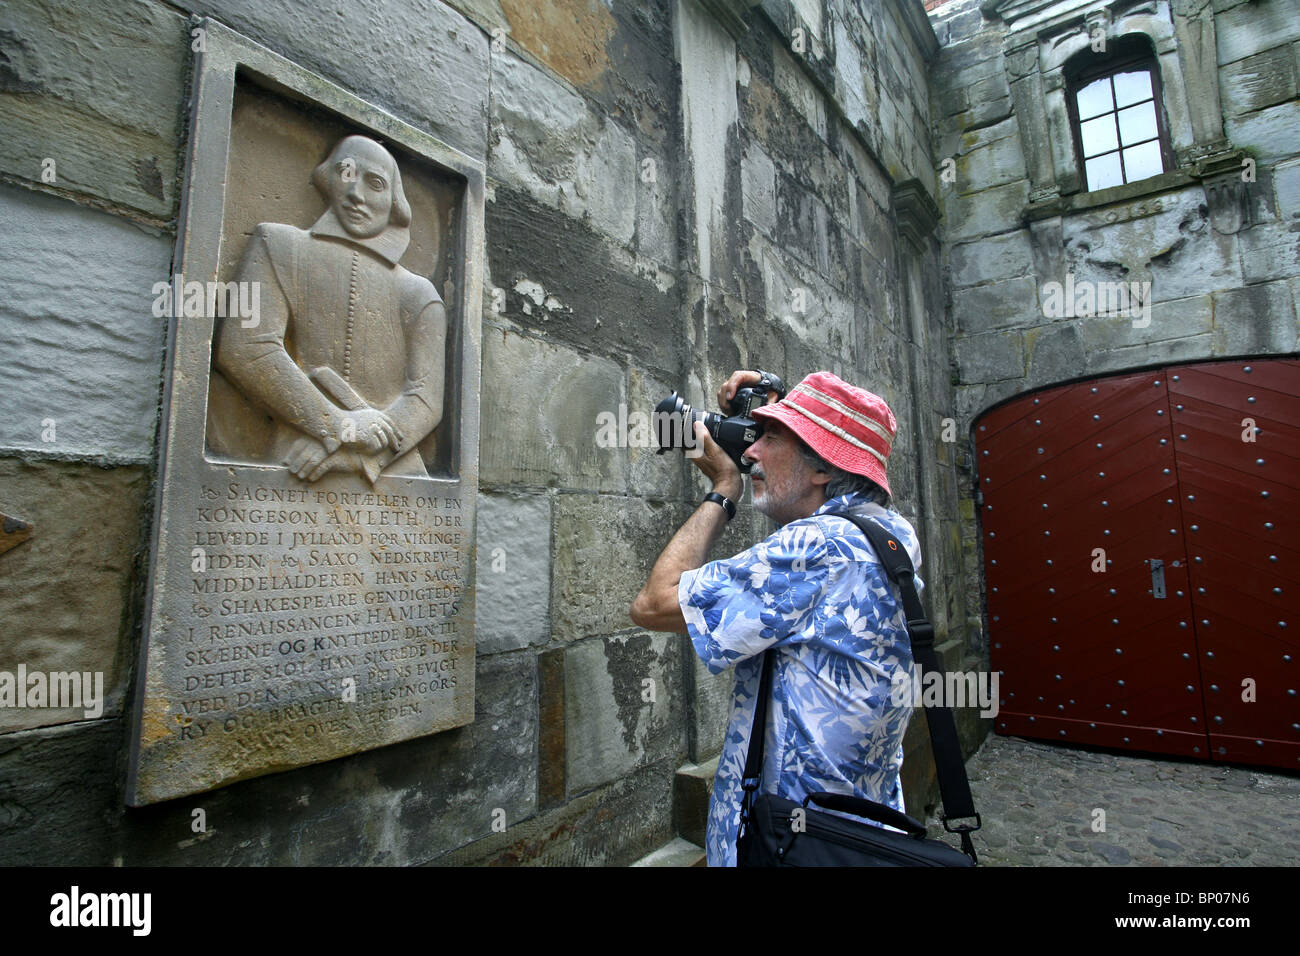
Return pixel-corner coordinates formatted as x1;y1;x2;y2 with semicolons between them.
0;0;976;864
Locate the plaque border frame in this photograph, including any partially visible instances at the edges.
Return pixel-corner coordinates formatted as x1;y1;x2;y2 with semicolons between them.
126;18;485;806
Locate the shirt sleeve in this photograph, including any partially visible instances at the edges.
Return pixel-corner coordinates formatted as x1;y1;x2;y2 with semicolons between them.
677;519;832;674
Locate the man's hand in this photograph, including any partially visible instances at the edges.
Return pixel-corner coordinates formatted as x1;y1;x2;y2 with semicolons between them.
716;369;781;414
688;421;742;501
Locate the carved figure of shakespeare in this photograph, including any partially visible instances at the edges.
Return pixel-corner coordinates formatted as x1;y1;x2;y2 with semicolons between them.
214;135;446;483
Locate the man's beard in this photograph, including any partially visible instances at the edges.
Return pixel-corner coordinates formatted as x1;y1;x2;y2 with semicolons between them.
750;467;778;519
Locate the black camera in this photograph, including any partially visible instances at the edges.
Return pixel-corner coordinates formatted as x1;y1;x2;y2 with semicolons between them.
653;371;786;473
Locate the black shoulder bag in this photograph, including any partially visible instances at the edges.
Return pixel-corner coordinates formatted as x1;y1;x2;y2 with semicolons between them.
735;511;981;866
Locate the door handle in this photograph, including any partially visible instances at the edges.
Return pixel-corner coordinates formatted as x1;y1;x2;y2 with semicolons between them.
1149;558;1166;599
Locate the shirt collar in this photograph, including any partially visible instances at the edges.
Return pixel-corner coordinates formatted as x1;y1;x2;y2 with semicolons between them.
309;208;409;266
815;491;886;516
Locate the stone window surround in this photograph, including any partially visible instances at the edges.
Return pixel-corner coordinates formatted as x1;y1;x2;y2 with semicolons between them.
989;0;1251;231
1064;37;1176;191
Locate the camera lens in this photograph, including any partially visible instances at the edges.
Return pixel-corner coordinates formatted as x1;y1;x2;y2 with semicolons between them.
653;392;698;451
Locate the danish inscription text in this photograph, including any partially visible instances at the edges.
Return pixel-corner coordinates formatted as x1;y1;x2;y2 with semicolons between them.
178;480;467;749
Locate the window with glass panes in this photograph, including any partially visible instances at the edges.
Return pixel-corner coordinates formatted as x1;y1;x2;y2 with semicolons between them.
1069;57;1169;191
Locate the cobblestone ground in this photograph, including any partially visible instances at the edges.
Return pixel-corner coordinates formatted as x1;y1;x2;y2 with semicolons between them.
934;734;1300;866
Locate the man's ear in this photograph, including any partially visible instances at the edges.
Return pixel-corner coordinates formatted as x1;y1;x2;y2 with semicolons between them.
809;467;831;489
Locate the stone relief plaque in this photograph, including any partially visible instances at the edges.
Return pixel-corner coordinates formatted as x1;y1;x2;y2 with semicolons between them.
127;21;484;805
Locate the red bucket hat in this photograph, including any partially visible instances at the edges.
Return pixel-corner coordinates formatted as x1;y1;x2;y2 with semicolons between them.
752;371;897;496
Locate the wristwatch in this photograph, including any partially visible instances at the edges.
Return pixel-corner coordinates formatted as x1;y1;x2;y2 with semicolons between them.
703;491;736;521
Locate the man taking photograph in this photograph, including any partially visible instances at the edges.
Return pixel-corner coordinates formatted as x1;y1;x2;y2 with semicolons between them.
630;369;922;867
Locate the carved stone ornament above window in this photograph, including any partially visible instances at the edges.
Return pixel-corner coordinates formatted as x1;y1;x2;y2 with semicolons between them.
983;0;1251;232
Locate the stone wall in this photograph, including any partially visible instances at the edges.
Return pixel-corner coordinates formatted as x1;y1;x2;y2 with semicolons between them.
931;0;1300;633
0;0;969;865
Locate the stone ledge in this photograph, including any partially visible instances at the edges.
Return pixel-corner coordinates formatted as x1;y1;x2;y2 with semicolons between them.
674;756;719;848
1023;170;1197;222
630;836;707;867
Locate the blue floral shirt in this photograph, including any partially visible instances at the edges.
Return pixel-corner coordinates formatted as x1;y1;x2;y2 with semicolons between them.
677;492;922;867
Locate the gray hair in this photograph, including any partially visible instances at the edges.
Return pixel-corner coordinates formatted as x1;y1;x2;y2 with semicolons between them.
796;440;891;506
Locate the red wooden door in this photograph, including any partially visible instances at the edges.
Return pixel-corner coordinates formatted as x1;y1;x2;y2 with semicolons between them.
977;359;1300;771
1168;360;1300;768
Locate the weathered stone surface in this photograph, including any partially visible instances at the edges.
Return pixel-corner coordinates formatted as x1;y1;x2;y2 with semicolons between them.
537;646;565;809
635;146;676;267
1087;333;1218;377
551;494;683;642
1220;46;1299;117
1225;101;1300;165
0;185;168;460
1061;191;1243;304
857;252;902;346
489;50;640;248
0;719;121;865
752;227;854;353
964;72;1012;128
772;36;828;141
949;230;1035;288
485;185;679;368
952;276;1040;335
839;127;894;218
0;512;32;557
1214;0;1300;65
955;330;1024;383
497;0;618;94
474;492;551;654
481;327;626;491
631;835;705;866
741;142;778;236
946;180;1030;242
439;0;509;34
431;757;674;866
0;0;188;218
679;0;739;284
1079;294;1213;353
1212;281;1299;354
564;631;683;795
0;459;146;734
172;0;490;159
1024;322;1086;387
938;30;1000;75
117;649;535;865
832;11;868;133
956;119;1027;191
1237;216;1300;284
1275;159;1300;222
673;757;717;848
690;652;737;761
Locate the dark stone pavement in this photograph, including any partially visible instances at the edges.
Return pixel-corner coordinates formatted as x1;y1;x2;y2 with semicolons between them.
925;733;1300;866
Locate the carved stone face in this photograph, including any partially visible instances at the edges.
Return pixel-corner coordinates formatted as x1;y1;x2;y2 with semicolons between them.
322;136;397;239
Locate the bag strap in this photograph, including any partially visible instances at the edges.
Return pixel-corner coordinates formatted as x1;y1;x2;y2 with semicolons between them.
828;510;981;859
740;648;773;819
